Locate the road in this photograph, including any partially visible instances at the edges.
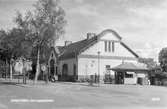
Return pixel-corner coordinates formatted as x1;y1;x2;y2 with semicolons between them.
0;80;167;109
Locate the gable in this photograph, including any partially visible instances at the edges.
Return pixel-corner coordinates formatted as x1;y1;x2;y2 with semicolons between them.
80;40;137;58
80;29;138;58
100;33;120;41
49;47;58;62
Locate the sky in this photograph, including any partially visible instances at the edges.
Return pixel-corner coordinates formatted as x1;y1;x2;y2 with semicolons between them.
0;0;167;62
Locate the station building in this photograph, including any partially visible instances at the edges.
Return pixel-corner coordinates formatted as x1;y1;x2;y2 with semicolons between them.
48;29;149;85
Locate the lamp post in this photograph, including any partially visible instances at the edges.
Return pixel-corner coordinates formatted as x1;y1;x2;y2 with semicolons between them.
97;51;100;86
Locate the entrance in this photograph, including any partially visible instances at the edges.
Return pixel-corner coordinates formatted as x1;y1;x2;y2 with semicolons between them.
137;77;144;85
115;72;124;84
50;59;55;76
62;64;68;76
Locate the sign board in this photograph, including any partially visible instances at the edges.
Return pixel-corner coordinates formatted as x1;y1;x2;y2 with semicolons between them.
41;64;47;72
137;73;145;78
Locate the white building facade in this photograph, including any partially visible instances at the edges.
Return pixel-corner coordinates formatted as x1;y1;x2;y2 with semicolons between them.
48;29;149;84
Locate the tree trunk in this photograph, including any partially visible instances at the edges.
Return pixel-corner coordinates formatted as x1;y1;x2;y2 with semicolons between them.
34;48;40;83
10;59;13;81
5;58;8;79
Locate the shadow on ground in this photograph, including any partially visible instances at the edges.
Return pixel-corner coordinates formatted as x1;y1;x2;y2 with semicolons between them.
0;81;17;86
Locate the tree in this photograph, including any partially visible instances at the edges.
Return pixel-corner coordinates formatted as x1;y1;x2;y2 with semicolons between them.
159;48;167;72
0;30;8;78
138;58;157;69
32;0;66;83
2;28;32;59
15;0;66;83
0;30;7;47
0;28;33;80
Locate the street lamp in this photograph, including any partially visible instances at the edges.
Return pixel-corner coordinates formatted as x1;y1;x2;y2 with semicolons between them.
97;51;100;86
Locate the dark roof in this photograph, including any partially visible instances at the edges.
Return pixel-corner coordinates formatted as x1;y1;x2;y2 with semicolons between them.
57;46;66;53
59;36;97;60
111;63;149;72
58;29;139;60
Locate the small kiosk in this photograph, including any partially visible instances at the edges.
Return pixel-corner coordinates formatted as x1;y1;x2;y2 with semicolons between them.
111;63;149;85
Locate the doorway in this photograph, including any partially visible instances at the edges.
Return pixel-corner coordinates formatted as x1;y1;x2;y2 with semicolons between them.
137;77;144;85
62;64;68;77
50;59;55;76
115;72;124;84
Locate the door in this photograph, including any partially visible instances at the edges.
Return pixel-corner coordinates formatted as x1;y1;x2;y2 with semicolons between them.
50;59;55;76
62;64;68;76
137;77;143;85
115;72;124;84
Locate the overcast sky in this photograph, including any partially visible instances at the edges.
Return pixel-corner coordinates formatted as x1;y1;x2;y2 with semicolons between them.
0;0;167;61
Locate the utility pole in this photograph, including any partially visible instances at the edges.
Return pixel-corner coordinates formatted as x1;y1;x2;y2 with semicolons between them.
97;51;101;87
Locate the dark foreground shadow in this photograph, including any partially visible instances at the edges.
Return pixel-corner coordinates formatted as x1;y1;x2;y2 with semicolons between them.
0;81;17;86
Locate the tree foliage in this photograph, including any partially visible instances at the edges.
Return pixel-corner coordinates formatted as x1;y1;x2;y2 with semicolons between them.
159;48;167;72
32;0;66;44
15;0;66;61
14;0;66;81
138;57;157;69
1;28;32;60
0;0;66;81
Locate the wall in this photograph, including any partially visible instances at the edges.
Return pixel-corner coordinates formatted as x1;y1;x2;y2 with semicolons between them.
124;72;137;84
77;57;137;80
59;58;77;76
124;72;149;85
57;30;141;82
81;33;136;58
77;31;138;81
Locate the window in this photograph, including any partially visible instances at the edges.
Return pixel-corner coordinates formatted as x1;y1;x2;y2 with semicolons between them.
104;41;115;52
105;65;111;74
104;41;107;52
106;65;110;70
112;42;115;52
108;41;111;52
125;72;133;78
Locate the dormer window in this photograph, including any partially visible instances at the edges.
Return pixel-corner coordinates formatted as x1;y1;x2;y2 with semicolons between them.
104;41;115;52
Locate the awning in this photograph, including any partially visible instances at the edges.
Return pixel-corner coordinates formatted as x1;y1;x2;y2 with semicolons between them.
110;62;149;72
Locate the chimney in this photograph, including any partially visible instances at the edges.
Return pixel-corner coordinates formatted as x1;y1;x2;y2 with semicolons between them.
65;41;72;46
87;33;96;39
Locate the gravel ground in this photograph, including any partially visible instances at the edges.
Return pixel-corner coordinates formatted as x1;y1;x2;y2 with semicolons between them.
0;78;167;109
